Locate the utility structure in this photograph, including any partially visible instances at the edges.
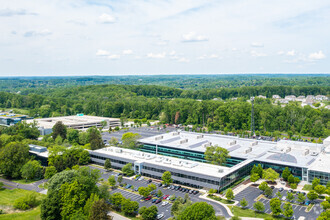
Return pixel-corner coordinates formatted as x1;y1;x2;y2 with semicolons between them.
250;97;255;137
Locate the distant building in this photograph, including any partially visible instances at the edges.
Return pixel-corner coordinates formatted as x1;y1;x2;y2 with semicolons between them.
279;99;289;104
29;144;48;166
27;114;121;135
272;95;281;99
315;95;328;101
285;95;296;101
296;96;306;102
0;112;29;126
257;95;266;99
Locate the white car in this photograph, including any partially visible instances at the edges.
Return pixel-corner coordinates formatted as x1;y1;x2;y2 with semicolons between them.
157;213;164;219
162;201;169;206
282;196;286;201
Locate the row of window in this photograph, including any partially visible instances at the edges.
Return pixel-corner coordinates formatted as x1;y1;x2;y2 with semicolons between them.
90;154;128;165
142;165;220;185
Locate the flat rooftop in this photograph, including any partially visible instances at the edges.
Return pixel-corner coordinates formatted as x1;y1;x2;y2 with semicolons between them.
139;131;325;168
93;146;247;178
0;112;26;118
308;153;330;173
27;115;119;129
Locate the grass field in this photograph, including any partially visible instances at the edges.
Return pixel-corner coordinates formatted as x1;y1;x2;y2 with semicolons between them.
0;207;41;220
0;188;44;220
302;184;313;191
208;195;235;204
229;206;286;220
12;179;40;185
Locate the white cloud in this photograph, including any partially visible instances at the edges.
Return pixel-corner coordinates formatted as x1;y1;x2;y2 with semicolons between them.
23;29;51;37
122;49;133;55
96;49;110;56
277;51;285;55
197;55;207;60
169;51;176;56
251;42;264;47
198;54;219;60
250;50;267;57
182;32;208;42
98;13;116;24
286;50;296;56
308;51;325;60
209;54;219;59
108;54;120;60
178;57;190;63
147;52;166;58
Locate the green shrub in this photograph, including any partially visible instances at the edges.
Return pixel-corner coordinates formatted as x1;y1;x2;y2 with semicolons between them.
13;192;38;210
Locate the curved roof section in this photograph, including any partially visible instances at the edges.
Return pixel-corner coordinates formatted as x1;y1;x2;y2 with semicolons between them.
266;153;297;164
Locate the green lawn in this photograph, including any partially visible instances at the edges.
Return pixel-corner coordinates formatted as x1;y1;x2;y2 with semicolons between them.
229;206;286;220
0;207;41;220
302;184;313;191
207;195;235;204
112;210;141;220
12;179;40;185
0;189;36;206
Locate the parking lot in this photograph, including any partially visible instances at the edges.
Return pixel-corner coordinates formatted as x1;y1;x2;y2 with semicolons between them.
235;186;323;219
102;126;178;143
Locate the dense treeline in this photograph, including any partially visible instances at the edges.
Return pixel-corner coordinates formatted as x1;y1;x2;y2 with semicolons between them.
0;84;329;137
1;74;329;91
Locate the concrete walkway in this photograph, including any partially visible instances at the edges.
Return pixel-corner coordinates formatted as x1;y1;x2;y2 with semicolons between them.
111;212;130;220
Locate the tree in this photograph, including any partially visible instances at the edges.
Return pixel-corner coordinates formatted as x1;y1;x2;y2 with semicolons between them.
138;186;152;198
312;178;320;189
287;192;294;201
297;193;306;204
88;127;104;150
263;168;279;182
287;174;295;184
109;137;119;146
84;193;99;217
122;132;141;149
240;198;248;209
307;190;318;202
0;142;29;178
157;190;163;198
226;189;235;201
315;185;326;195
21;160;43;181
99;183;110;200
253;201;265;212
162;171;173;185
318;209;330;220
0;181;4;190
45;166;57;179
259;182;268;192
276;191;282;198
52;121;67;140
139;205;158;220
282;167;291;181
104;159;111;171
67;129;79;144
89;199;113;220
108;175;116;188
110;192;124;210
251;164;263;178
205;145;230;166
122;198;139;216
117;175;123;185
177;202;217;220
321;201;330;210
208;189;217;195
264;187;273;198
122;163;134;176
269;198;282;216
250;173;260;183
283;202;294;218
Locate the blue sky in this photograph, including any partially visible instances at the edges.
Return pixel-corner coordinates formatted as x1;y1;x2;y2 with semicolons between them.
0;0;329;75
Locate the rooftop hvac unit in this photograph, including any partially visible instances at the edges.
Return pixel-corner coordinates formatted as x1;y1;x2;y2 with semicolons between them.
180;139;188;144
245;147;252;154
285;147;291;153
172;132;180;136
218;169;224;173
311;152;319;156
173;161;182;167
163;159;171;164
115;149;123;153
250;141;258;146
303;149;310;156
196;135;204;139
155;136;163;141
228;140;236;146
202;142;212;148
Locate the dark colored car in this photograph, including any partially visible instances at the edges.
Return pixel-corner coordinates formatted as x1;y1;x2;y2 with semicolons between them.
155;199;162;204
158;183;163;187
279;187;284;192
270;186;275;189
152;199;157;203
148;179;152;183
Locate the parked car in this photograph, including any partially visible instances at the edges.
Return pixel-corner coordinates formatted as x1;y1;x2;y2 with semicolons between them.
288;189;293;193
279;187;284;192
155;199;162;204
163;195;169;199
148;179;152;183
125;184;132;189
305;201;310;205
270;186;275;189
282;196;286;201
151;199;157;203
135;176;140;181
162;201;169;206
189;189;193;194
145;196;152;201
158;183;163;187
157;213;164;219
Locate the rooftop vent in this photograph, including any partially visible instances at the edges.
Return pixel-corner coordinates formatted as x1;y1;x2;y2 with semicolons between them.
228;140;236;146
218;169;224;173
196;135;204;139
163;159;171;164
311;152;319;156
180;139;188;144
115;149;123;153
172;132;180;136
285;147;291;153
202;142;212;148
245;147;252;154
155;136;163;141
250;141;258;146
303;149;309;156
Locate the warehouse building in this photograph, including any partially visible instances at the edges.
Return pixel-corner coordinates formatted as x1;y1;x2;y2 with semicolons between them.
0;112;29;126
27;114;120;135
